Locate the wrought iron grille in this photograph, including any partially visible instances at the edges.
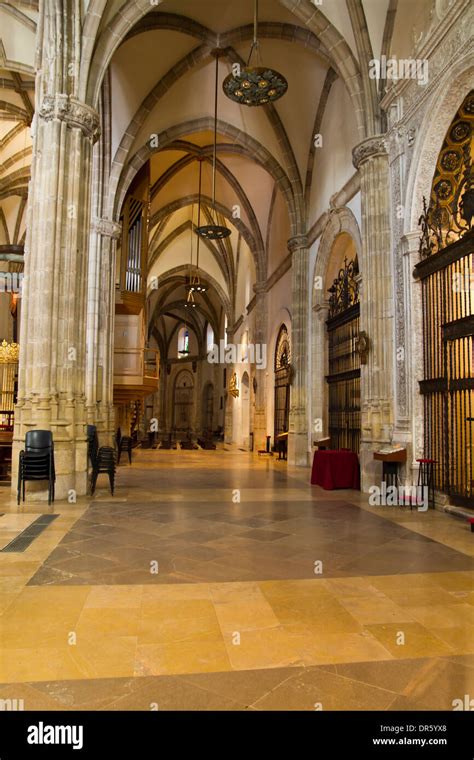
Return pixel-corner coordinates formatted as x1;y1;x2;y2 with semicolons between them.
326;258;361;453
415;90;474;507
274;324;291;445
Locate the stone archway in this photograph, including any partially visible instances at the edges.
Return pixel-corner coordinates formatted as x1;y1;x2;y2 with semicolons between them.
84;0;365;141
402;61;474;475
274;324;291;448
311;208;362;447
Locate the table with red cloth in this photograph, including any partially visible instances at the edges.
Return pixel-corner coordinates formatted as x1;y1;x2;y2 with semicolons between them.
311;449;360;490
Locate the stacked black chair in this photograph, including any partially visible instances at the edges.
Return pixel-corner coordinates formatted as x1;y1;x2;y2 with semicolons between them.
116;427;133;465
90;445;116;496
87;425;99;466
17;430;55;505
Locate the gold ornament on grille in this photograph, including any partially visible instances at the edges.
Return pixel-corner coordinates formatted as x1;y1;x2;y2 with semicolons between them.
0;340;19;363
229;372;239;398
418;90;474;257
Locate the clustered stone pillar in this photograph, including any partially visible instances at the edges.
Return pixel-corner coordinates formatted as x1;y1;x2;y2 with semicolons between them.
87;218;121;445
311;301;330;443
224;326;234;444
13;95;100;500
352;136;394;490
402;230;426;484
252;281;268;453
288;234;310;466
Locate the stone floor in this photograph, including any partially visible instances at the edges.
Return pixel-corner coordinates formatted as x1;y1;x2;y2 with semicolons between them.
0;448;473;710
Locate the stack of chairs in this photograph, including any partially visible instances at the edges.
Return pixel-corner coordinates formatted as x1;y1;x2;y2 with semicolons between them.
88;424;117;496
198;432;216;450
87;425;99;465
160;433;172;450
116;427;133;465
90;447;116;495
17;430;56;505
180;433;198;450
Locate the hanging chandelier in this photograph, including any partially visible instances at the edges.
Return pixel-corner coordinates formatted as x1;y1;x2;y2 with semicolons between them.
223;0;288;107
189;168;208;295
183;290;196;309
197;50;231;240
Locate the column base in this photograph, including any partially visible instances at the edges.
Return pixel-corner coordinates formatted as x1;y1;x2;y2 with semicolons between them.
252;409;267;452
288;432;309;466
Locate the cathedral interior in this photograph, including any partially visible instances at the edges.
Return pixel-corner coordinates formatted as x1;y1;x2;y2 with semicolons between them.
0;0;473;717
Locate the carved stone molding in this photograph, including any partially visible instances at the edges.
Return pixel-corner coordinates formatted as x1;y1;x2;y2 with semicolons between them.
352;136;388;170
253;281;267;296
92;218;122;240
39;95;100;143
312;302;329;322
287;234;309;253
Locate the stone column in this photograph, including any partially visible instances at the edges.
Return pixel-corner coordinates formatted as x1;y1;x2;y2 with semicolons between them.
193;358;201;434
311;301;329;441
252;281;268;452
13;95;100;499
159;364;167;435
224;327;234;444
288;235;310;466
352;136;394;490
87;218;121;445
401;231;425;485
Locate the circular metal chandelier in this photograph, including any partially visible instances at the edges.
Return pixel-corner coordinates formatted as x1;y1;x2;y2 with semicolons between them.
223;0;288;107
186;199;207;303
197;224;231;239
197;51;230;240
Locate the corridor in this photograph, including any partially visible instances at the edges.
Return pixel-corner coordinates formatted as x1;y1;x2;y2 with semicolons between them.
0;450;473;711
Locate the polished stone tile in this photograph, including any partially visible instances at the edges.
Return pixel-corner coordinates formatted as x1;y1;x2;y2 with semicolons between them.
252;667;396;710
365;622;455;658
2;449;474;709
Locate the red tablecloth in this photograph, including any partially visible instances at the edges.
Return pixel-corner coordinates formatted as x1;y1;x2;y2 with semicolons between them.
311;449;360;490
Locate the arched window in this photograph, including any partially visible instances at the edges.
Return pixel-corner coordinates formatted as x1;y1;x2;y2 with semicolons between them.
206;323;215;352
275;324;291;371
177;326;190;358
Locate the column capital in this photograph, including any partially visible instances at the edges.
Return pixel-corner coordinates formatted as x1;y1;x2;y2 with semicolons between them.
92;218;122;240
352;135;387;170
253;280;267;295
313;301;329;322
287;234;309;254
401;230;422;255
38;95;100;143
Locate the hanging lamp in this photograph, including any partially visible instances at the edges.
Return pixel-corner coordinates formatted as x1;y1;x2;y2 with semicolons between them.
197;50;231;240
188;167;207;294
223;0;287;107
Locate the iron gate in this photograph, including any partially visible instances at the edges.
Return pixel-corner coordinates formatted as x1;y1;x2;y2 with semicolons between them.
326;258;361;453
